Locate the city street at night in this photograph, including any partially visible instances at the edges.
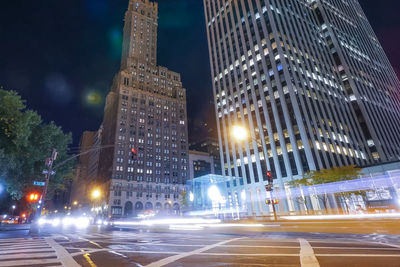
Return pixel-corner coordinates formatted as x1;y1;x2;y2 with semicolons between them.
1;219;400;267
2;0;400;266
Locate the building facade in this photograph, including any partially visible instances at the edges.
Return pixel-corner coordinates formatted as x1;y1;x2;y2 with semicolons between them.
204;0;400;216
188;150;215;179
98;0;189;217
190;137;222;175
70;131;95;206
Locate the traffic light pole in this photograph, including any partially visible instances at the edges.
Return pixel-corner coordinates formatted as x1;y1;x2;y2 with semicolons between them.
266;172;278;221
30;149;57;233
37;149;57;218
270;195;278;221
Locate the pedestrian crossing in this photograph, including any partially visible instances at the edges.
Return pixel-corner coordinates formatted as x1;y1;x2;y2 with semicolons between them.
0;237;62;266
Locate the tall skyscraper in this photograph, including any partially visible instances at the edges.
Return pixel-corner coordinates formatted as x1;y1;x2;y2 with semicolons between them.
70;131;96;206
204;0;400;215
314;0;400;162
98;0;189;218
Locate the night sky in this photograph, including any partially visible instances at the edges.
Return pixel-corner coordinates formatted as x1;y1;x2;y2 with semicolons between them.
1;0;399;146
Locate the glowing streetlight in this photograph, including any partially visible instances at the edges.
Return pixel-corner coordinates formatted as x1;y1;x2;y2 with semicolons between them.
232;125;248;141
11;205;16;210
208;185;222;202
73;201;78;206
91;189;101;199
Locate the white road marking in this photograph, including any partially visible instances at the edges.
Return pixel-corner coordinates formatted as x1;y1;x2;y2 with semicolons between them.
0;248;55;254
316;254;400;257
45;237;80;267
0;258;61;267
0;240;36;244
0;244;50;250
221;244;400;250
199;253;300;256
0;238;60;267
222;245;300;248
70;250;179;257
298;238;320;267
145;237;243;267
0;252;57;260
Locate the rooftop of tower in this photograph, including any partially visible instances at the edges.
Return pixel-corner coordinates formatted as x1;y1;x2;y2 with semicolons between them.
128;0;158;12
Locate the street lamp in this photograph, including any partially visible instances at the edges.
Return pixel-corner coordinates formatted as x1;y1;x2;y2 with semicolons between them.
232;125;248;141
91;189;102;216
73;201;78;206
91;189;101;199
231;125;278;221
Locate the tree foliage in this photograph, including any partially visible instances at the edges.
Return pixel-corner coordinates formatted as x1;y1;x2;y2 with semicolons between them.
289;165;364;211
289;165;363;187
180;190;188;209
0;89;74;200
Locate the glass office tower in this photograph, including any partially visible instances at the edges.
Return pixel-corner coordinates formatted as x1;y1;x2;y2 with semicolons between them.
204;0;400;215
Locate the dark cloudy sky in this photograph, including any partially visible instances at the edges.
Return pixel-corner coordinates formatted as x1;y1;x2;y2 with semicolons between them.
0;0;399;146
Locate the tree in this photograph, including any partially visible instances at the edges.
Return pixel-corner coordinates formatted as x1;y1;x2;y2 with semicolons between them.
289;165;363;212
0;89;74;200
180;191;189;210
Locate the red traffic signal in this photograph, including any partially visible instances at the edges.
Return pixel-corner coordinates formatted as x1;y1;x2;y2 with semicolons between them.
266;171;273;183
28;193;40;202
131;147;137;160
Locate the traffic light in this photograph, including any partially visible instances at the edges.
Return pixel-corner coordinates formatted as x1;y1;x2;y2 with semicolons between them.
28;193;40;202
266;171;273;183
131;147;137;160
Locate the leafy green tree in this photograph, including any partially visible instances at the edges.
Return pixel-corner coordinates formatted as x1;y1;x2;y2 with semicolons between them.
0;89;74;200
180;191;189;210
289;165;364;212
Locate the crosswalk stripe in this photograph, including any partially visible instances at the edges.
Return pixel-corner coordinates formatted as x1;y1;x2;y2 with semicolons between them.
0;252;57;260
299;238;320;267
0;238;43;244
45;237;80;267
0;242;46;249
0;258;61;266
0;245;51;250
0;237;62;267
0;248;55;254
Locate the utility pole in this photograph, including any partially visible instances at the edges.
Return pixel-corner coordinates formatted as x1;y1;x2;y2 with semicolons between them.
30;149;57;233
37;149;58;217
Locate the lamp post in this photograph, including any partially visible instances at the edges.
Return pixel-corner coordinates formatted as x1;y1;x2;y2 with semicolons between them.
231;125;278;221
91;189;101;216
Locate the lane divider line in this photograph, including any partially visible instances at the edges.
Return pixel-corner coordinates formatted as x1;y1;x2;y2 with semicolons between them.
145;237;243;267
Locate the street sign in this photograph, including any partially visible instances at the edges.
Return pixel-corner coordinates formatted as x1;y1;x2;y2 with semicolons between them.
33;181;45;186
265;184;273;191
265;199;279;205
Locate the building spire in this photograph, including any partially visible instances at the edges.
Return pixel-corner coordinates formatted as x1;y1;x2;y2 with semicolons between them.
121;0;158;68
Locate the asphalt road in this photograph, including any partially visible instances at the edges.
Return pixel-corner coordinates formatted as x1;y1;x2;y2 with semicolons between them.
0;224;400;267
